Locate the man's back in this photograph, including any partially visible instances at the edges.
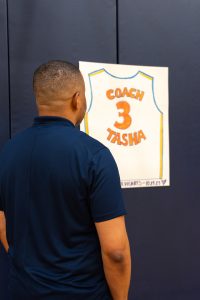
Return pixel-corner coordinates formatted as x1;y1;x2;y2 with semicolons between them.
0;61;131;300
0;116;126;299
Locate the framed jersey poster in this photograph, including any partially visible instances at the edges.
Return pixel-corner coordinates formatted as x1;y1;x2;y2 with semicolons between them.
79;61;170;188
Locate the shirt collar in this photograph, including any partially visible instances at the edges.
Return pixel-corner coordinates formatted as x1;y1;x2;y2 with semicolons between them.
33;116;75;127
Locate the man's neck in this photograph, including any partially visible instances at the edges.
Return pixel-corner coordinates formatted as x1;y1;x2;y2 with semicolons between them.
38;111;76;125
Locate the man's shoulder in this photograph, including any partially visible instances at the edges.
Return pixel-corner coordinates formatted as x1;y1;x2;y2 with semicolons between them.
76;129;108;156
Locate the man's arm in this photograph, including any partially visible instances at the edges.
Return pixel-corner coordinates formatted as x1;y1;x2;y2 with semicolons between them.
0;211;9;252
95;216;131;300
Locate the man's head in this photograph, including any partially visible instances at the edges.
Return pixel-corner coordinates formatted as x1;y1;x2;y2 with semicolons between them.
33;60;86;125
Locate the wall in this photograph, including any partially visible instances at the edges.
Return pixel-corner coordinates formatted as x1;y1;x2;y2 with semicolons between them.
119;1;200;299
0;1;200;299
0;1;10;297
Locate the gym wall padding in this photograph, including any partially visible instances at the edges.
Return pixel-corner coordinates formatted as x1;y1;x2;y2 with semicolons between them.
0;1;11;298
1;1;200;300
0;0;10;148
118;1;200;299
8;0;117;136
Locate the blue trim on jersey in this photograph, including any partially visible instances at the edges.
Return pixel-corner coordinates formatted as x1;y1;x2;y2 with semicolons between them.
104;68;140;79
152;78;163;114
87;73;93;113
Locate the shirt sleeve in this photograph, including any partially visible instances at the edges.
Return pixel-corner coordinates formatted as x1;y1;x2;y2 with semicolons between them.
89;148;127;222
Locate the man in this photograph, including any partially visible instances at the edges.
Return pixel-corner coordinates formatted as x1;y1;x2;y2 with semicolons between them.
0;60;131;300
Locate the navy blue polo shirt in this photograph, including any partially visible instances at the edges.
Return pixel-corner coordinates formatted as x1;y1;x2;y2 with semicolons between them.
0;116;126;300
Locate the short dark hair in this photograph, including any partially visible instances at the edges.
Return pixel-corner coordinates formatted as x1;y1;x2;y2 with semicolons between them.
33;60;82;96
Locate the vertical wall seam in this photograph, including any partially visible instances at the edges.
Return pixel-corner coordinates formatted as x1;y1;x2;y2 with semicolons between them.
116;0;119;64
5;0;11;139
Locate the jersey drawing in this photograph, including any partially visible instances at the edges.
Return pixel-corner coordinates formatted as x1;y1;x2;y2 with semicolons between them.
80;62;170;188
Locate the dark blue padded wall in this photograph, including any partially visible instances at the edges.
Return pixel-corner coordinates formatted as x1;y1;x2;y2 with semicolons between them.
118;1;200;299
8;0;117;136
0;0;10;298
0;0;10;147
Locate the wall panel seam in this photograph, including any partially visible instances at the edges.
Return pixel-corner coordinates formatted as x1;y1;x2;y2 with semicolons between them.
6;0;11;139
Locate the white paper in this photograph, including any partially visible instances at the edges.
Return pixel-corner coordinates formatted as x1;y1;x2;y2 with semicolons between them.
79;61;170;188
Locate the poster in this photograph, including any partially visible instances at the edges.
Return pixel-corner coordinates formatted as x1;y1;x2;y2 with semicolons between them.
79;61;170;188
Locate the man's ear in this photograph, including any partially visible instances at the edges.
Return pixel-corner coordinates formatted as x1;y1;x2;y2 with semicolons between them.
71;92;80;111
